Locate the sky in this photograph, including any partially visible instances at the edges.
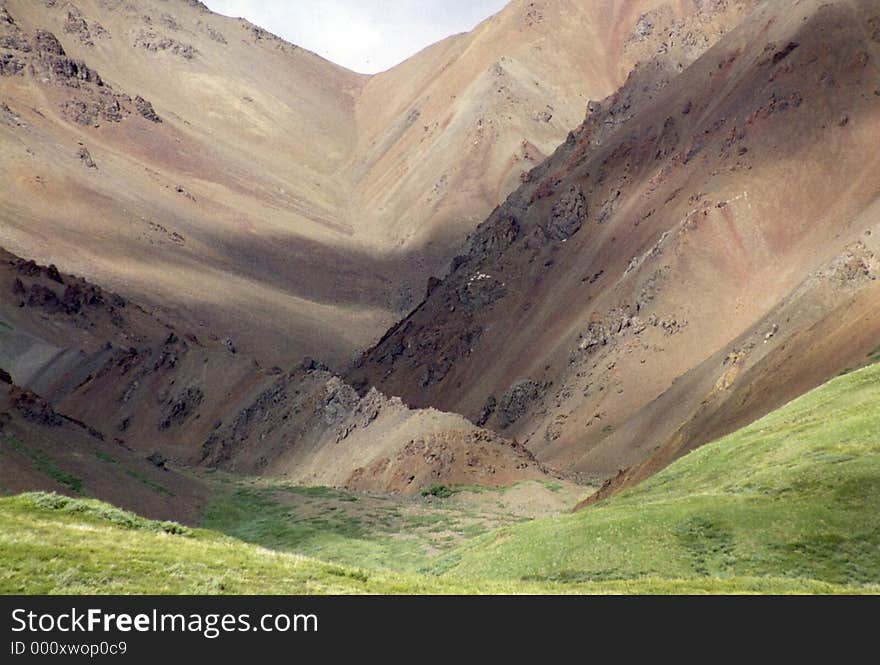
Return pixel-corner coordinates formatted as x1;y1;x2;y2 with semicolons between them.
202;0;510;74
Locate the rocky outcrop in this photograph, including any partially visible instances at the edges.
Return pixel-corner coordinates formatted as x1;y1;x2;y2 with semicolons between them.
10;256;126;327
497;379;541;429
158;386;203;430
9;386;64;427
134;29;195;59
546;185;587;240
30;29;103;85
135;95;161;123
77;144;96;168
64;6;97;47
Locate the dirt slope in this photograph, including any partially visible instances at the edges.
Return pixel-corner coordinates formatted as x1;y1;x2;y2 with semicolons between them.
0;378;208;524
0;248;545;497
0;0;755;367
350;0;880;489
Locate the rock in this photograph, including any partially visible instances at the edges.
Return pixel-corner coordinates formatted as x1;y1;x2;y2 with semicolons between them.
465;214;520;261
135;95;161;123
27;283;60;310
322;377;359;425
425;276;442;299
46;264;64;283
476;395;496;426
300;356;330;372
497;379;540;428
134;29;195;59
202;23;227;44
64;7;93;46
0;102;25;126
0;368;12;384
32;29;64;56
159;387;203;429
0;53;25;76
10;387;64;426
223;337;236;354
457;272;506;310
147;451;168;470
175;185;195;200
633;13;655;40
77;145;96;168
62;90;124;126
771;41;799;65
579;322;609;352
546;184;587;240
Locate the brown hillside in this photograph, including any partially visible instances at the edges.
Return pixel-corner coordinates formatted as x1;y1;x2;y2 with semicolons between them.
350;0;880;490
0;0;754;367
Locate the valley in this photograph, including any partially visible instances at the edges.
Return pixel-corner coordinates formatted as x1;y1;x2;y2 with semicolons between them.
1;0;879;595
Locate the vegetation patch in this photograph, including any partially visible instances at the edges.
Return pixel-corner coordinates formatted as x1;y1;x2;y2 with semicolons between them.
439;363;880;589
3;436;83;494
94;451;173;496
421;484;454;499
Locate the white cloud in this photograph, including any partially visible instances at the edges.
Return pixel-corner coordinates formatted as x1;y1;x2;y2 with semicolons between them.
202;0;510;74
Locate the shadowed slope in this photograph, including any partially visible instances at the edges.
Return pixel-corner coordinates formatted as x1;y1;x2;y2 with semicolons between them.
350;0;880;489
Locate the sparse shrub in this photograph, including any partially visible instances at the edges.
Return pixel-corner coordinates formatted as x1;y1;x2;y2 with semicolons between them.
421;485;454;499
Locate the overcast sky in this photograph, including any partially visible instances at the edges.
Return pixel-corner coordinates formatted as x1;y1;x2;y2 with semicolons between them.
202;0;510;74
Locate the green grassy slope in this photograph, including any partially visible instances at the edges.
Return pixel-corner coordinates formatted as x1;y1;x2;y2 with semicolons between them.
0;493;870;594
2;363;880;594
197;475;584;573
438;364;880;587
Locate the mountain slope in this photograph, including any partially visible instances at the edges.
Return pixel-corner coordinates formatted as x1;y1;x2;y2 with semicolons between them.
350;0;880;488
2;492;874;594
0;247;546;498
0;0;756;366
440;361;880;585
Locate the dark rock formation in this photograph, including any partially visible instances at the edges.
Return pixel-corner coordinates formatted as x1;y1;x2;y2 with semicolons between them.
77;144;96;168
10;387;64;427
135;95;161;123
546;184;587;240
159;386;204;430
134;29;195;59
147;451;168;470
497;379;540;429
476;395;496;426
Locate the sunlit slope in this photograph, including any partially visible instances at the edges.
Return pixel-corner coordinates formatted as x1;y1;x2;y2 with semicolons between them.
440;363;880;587
0;493;874;594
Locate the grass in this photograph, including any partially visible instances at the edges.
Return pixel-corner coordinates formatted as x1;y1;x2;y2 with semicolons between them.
0;492;873;595
437;363;880;588
3;364;880;594
2;435;83;494
199;479;535;573
94;451;173;496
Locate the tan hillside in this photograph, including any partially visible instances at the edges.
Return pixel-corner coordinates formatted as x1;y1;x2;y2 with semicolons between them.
350;0;880;490
0;0;753;368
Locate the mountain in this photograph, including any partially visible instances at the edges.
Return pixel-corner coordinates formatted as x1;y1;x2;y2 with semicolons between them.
350;0;880;492
3;0;880;596
6;359;880;593
0;0;746;368
0;247;546;498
